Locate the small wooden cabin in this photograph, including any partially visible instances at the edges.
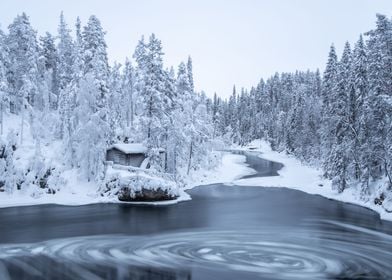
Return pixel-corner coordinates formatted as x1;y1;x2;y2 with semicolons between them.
106;143;164;169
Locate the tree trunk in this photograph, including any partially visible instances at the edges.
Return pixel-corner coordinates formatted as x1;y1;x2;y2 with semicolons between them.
130;87;134;128
0;102;3;135
147;96;152;139
164;131;168;172
20;104;24;145
187;140;193;175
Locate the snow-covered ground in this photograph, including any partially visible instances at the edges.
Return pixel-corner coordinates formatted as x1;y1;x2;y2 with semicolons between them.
0;152;253;208
185;152;256;189
0;168;191;208
0;112;253;208
2;111;391;222
234;140;392;222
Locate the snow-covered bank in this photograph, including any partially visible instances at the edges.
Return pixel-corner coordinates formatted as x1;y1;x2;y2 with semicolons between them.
234;140;392;222
0;173;191;208
184;152;256;190
0;148;253;208
0;185;192;208
0;111;209;208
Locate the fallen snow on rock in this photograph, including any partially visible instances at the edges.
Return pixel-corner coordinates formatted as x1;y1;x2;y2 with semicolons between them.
104;166;184;204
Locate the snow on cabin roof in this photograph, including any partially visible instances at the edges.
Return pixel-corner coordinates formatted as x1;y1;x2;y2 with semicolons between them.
112;143;148;154
110;143;165;154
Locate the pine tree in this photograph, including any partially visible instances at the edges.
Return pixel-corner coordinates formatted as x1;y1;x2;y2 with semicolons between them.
365;14;391;181
122;59;136;129
187;56;194;92
6;13;40;112
70;15;111;179
82;15;109;95
73;75;110;181
107;62;122;136
56;12;76;140
57;12;74;97
320;44;339;172
0;27;8;134
133;34;169;149
351;35;368;188
39;32;58;111
327;42;352;192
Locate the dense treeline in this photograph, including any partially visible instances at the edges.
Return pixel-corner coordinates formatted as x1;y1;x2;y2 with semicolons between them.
212;14;392;196
0;13;213;193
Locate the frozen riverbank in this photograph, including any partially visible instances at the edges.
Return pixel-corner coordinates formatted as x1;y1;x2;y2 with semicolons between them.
0;151;254;209
234;140;392;222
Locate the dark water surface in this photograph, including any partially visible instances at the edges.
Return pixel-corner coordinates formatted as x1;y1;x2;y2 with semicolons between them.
0;152;392;280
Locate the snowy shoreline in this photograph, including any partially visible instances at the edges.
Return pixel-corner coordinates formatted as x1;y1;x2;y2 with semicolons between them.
234;140;392;222
1;144;391;224
0;152;254;209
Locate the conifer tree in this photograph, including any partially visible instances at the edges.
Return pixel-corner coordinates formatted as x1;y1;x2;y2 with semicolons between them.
6;13;40;112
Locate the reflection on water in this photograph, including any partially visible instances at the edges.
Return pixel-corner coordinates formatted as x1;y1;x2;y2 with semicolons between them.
230;150;283;179
0;151;392;279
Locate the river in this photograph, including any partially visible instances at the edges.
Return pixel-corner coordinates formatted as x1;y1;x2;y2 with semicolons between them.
0;151;391;279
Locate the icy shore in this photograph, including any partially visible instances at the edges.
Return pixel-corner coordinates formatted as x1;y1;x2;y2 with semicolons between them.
234;140;392;222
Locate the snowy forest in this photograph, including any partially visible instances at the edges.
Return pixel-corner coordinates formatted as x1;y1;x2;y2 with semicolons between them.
0;13;215;195
0;12;391;203
212;14;392;199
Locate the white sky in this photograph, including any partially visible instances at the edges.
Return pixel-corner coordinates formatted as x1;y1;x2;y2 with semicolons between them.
1;0;392;98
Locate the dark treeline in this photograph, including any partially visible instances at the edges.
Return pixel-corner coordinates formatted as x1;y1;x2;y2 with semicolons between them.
211;14;392;196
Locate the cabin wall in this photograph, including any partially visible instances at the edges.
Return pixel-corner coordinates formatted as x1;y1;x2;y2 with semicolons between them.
106;149;147;168
127;154;146;167
107;149;128;166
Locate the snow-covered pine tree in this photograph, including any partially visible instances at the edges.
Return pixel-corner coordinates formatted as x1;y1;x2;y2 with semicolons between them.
73;75;110;181
39;32;58;110
0;27;8;135
82;15;109;96
365;14;392;182
326;42;352;192
350;35;369;191
187;56;194;92
71;15;111;181
57;12;76;141
6;13;40;113
133;34;169;150
107;62;122;136
319;45;338;176
57;12;74;104
122;59;136;130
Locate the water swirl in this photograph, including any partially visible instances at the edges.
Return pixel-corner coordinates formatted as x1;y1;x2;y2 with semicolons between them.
0;220;391;279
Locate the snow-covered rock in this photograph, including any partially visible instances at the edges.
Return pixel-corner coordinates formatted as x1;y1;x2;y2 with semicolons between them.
104;166;179;202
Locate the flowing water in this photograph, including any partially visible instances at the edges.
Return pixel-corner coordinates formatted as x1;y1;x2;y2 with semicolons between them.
0;151;392;279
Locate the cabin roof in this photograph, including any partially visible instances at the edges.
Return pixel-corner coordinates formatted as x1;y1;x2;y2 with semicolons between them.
109;143;165;155
111;143;148;154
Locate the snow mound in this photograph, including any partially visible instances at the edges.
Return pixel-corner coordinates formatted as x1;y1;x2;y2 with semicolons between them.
104;166;180;202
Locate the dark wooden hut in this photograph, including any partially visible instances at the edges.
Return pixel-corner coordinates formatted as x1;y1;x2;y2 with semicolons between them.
106;143;164;169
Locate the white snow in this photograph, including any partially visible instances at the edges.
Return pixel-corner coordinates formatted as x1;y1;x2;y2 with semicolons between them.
0;113;187;208
234;139;392;222
0;148;253;208
111;143;147;154
2;111;391;222
184;151;256;189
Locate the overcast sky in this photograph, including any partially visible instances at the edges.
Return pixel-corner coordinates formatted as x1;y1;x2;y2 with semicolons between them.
1;0;392;98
